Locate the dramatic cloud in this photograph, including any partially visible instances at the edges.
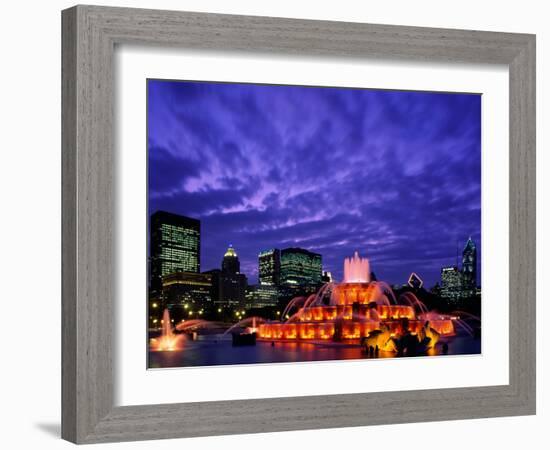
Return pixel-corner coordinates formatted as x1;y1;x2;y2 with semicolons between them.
148;80;481;287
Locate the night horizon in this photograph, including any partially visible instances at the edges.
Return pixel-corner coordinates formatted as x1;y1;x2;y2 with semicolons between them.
147;80;481;288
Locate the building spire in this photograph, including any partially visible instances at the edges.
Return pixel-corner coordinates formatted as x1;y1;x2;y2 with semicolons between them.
224;244;237;257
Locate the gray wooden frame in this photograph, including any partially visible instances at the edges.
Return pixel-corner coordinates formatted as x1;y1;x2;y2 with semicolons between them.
62;4;536;444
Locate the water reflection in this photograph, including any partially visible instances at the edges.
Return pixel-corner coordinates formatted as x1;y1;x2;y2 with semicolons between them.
148;333;480;369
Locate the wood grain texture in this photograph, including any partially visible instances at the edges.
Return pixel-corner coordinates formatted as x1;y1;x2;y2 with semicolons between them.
61;7;77;443
61;5;536;444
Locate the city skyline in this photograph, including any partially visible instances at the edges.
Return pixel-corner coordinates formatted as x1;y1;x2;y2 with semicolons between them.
150;208;479;289
148;80;481;287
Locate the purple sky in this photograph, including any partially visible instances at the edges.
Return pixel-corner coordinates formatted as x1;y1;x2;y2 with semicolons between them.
148;80;481;287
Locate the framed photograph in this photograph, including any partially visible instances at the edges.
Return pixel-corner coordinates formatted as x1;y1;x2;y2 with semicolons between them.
146;80;482;368
62;5;536;444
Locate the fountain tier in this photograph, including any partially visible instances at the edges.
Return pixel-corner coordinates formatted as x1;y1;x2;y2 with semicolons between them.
258;251;455;346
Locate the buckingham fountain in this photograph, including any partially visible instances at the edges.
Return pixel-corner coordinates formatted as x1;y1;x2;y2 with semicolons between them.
256;252;456;354
150;252;478;364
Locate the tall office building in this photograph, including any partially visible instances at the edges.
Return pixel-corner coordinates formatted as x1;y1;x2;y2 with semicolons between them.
222;245;240;274
219;245;247;306
440;266;463;302
280;247;322;287
440;237;479;302
462;237;477;295
150;211;200;293
258;249;281;286
407;272;424;290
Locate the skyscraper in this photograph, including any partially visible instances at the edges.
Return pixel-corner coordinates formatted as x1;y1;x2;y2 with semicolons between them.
440;266;462;302
462;237;477;295
219;245;247;306
222;245;240;274
258;248;280;286
150;211;200;293
280;247;322;287
440;237;479;302
407;272;423;290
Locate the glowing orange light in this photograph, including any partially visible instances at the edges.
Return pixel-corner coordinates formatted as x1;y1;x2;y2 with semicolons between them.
256;267;459;353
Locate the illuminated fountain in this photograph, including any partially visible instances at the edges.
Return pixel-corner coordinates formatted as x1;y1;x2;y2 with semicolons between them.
150;308;184;352
223;316;264;336
344;251;371;283
258;251;457;354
